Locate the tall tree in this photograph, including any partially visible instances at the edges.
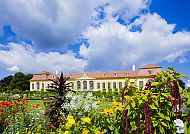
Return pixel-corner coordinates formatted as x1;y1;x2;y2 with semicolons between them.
0;75;13;92
9;72;30;91
178;79;185;90
25;74;33;90
0;75;13;86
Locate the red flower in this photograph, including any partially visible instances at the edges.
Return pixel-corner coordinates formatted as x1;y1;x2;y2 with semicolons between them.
8;102;13;107
21;97;26;104
4;100;9;106
33;104;40;108
0;101;5;107
0;110;4;115
14;101;19;107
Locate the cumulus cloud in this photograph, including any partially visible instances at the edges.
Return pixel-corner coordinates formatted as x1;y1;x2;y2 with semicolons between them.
6;65;20;72
0;43;86;74
81;13;190;71
0;0;149;50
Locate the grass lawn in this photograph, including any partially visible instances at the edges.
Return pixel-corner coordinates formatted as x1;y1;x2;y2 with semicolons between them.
27;99;48;111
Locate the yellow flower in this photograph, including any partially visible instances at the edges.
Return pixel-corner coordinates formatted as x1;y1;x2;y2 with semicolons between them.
112;99;118;107
67;115;74;120
94;131;104;134
63;131;70;134
81;117;91;124
112;100;123;111
65;115;75;129
82;129;89;134
115;103;123;111
103;108;113;115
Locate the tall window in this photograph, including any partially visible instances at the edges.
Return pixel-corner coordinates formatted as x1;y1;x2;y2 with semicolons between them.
125;82;128;86
89;81;94;90
97;83;100;89
113;82;116;89
130;82;134;85
102;82;105;89
77;81;81;89
71;83;74;89
42;83;44;89
139;81;144;87
32;84;34;89
36;82;40;91
148;79;153;83
148;70;153;74
119;82;122;89
83;81;87;90
108;82;111;89
47;84;50;89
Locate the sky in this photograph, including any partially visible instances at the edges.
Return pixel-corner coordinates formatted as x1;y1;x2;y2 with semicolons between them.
0;0;190;84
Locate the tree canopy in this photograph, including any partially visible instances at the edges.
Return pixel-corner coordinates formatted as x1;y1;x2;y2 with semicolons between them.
0;72;34;91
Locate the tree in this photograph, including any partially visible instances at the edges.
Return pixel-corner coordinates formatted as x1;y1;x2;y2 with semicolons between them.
25;74;33;90
178;79;185;90
9;72;32;91
0;75;13;86
0;75;13;92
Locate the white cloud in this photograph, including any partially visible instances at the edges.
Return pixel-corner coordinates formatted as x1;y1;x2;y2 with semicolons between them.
0;43;86;74
81;13;190;71
6;65;20;72
0;0;149;50
104;0;150;22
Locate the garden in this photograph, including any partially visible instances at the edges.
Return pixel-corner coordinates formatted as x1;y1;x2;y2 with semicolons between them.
0;67;190;134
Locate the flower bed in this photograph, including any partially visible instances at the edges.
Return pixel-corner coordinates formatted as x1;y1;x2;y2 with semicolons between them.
0;68;190;133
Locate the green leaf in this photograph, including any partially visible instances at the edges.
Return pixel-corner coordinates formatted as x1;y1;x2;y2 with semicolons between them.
179;86;183;93
150;104;157;110
153;100;159;107
131;101;136;108
153;121;158;127
161;121;167;127
151;82;160;86
165;116;170;121
161;93;170;97
178;74;188;79
158;112;165;119
139;100;143;105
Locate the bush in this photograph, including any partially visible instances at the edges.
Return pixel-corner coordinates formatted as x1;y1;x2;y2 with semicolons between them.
12;89;21;94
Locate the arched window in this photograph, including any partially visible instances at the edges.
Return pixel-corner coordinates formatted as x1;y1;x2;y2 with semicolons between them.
108;82;111;89
97;83;100;89
42;83;44;89
32;84;34;89
102;82;105;89
77;81;81;89
139;81;144;87
89;81;94;90
83;81;87;90
36;82;40;91
113;82;116;89
148;79;153;83
119;82;122;89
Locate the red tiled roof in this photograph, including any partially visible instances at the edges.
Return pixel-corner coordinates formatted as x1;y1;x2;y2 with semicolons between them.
140;64;162;69
30;64;162;81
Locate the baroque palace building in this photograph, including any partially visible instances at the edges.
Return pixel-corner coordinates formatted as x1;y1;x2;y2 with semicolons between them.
30;64;162;92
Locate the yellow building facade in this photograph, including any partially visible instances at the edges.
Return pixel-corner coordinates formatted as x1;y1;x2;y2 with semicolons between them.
30;64;162;92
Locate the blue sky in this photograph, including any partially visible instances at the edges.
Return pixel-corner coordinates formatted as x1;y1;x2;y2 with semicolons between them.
0;0;190;85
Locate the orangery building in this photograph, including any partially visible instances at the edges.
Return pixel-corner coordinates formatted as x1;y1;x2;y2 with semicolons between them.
30;64;162;92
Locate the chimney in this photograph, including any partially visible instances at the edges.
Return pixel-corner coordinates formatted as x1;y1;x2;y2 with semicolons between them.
55;70;58;74
132;64;136;71
187;80;190;87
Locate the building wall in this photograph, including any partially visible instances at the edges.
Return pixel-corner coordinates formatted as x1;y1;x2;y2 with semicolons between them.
30;77;153;91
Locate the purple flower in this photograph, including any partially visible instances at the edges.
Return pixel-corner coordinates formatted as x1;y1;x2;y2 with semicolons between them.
145;82;151;90
187;114;190;122
122;86;127;105
136;112;140;134
145;101;151;134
